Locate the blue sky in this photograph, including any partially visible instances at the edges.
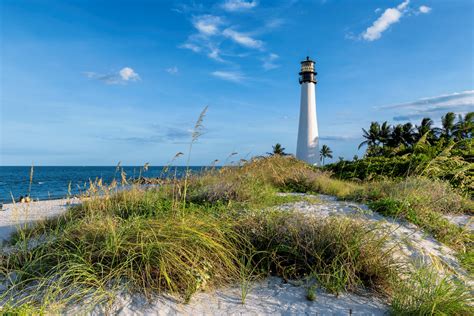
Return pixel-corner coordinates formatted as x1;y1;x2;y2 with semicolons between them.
1;0;473;166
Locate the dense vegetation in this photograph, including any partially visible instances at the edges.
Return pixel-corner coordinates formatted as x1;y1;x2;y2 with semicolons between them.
0;156;472;314
325;112;474;195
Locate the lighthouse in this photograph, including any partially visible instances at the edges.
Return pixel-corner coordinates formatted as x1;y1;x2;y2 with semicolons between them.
296;56;320;165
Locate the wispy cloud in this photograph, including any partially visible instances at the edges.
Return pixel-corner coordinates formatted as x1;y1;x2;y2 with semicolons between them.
378;90;474;121
84;67;140;85
320;135;360;141
419;5;431;14
262;53;279;70
207;45;225;61
192;15;223;35
379;90;474;110
181;12;266;64
222;28;263;49
221;0;258;12
166;66;179;75
181;15;227;62
211;70;245;82
180;42;202;53
107;126;191;144
361;0;410;41
265;18;284;29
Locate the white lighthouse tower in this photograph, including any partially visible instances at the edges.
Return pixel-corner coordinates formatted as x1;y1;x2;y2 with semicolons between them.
296;56;320;165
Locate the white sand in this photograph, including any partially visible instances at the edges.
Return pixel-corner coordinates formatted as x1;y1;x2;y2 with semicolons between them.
1;194;472;314
444;214;474;232
0;198;79;245
277;193;472;283
85;277;387;315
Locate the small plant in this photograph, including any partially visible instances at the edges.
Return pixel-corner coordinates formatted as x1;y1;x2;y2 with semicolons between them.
368;198;408;218
306;284;317;301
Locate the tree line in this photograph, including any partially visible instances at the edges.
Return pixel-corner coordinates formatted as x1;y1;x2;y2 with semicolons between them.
358;112;473;157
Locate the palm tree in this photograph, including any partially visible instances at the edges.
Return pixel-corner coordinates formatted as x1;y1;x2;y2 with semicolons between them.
453;112;474;140
379;121;392;147
415;117;434;142
401;122;415;146
358;122;380;150
269;143;287;156
388;124;404;148
435;112;456;139
320;144;333;165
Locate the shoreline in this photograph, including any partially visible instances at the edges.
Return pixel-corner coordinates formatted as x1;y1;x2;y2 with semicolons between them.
0;197;80;244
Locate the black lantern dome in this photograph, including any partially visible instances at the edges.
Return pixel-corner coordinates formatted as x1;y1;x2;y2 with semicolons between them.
299;56;317;84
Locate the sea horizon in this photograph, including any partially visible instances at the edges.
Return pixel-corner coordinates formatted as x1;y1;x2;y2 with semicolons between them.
0;165;211;203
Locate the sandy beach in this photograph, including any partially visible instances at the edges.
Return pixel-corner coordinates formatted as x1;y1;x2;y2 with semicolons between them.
0;198;80;244
1;195;472;314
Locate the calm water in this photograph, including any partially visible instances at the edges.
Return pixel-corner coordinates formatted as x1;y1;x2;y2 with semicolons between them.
0;166;206;203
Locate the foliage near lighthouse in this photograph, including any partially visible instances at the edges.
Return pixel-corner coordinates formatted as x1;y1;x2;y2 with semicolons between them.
325;111;473;195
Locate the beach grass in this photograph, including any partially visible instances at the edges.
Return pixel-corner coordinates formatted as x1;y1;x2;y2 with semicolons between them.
239;156;473;263
390;266;473;315
0;185;394;312
0;155;472;314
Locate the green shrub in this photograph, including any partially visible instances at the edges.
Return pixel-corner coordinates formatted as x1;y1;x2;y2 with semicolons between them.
325;152;473;196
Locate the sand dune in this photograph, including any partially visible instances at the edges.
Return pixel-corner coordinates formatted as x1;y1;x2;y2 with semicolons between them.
2;195;472;314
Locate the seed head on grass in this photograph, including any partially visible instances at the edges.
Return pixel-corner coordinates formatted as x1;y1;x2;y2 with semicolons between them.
183;106;208;210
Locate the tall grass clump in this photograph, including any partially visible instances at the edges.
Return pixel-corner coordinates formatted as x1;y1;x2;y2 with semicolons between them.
390;267;473;315
236;209;396;295
225;155;359;199
0;189;244;312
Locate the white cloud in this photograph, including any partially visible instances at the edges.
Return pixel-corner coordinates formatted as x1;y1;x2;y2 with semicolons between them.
397;0;410;10
320;135;360;141
379;90;474;110
377;90;474;121
119;67;140;81
181;9;266;63
222;0;258;12
84;67;140;85
166;66;179;75
419;5;431;14
362;0;409;41
181;15;228;61
180;43;201;53
208;46;224;61
211;70;245;82
265;18;284;29
193;15;222;36
222;28;263;49
262;53;279;70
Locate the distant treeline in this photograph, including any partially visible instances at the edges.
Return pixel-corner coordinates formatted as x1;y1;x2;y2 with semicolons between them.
325;112;473;195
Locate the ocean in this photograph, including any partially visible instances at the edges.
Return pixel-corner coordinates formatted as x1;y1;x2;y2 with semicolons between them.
0;166;205;203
